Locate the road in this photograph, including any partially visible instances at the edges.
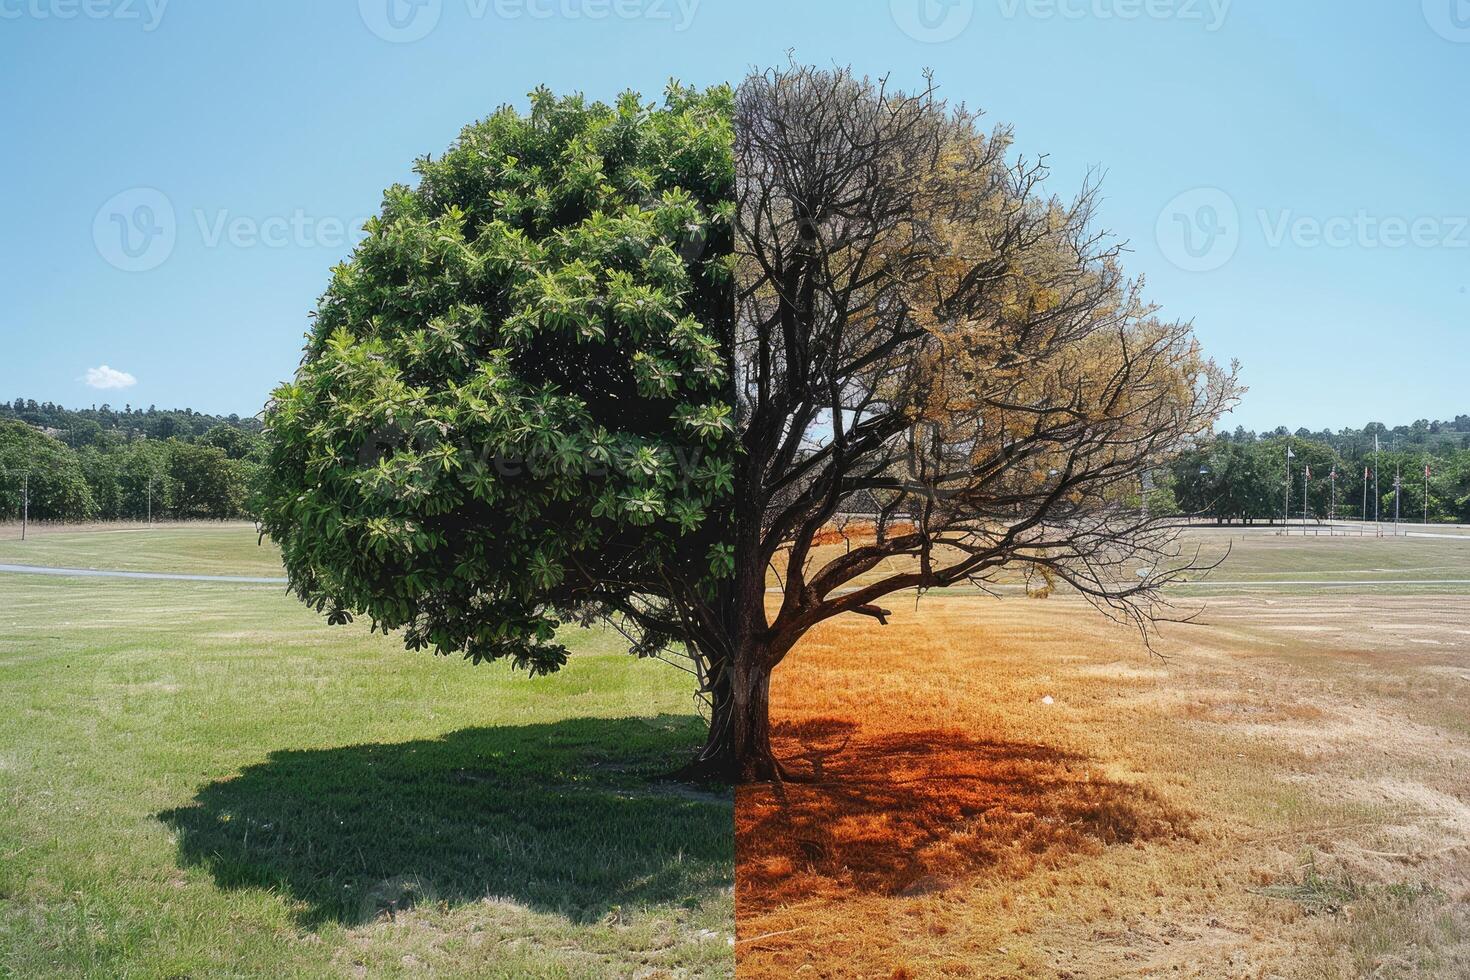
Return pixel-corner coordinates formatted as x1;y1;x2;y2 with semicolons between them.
0;563;287;584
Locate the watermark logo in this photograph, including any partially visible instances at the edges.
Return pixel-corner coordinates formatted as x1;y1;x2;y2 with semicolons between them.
0;0;169;31
891;0;975;42
359;0;442;42
1156;187;1240;273
93;187;176;273
357;874;440;922
1423;0;1470;42
995;0;1230;30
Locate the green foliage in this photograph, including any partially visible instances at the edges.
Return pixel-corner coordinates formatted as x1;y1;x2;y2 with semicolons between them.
1221;417;1470;460
0;398;261;443
164;443;244;519
1175;434;1470;524
0;421;97;520
0;401;264;523
259;84;736;674
201;423;260;461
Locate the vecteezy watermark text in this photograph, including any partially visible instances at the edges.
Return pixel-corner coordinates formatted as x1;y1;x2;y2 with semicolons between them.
359;0;700;43
1260;210;1470;251
194;210;368;251
891;0;1229;43
93;188;370;272
0;0;168;30
1157;186;1470;273
996;0;1230;30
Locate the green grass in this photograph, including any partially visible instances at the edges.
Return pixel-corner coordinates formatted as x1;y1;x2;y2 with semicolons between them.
1179;531;1470;582
0;531;732;978
0;523;285;578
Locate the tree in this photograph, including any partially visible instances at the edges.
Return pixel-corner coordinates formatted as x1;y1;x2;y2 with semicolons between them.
1173;437;1347;524
77;446;123;518
165;442;241;518
259;70;1237;784
0;421;97;521
724;66;1237;779
202;423;259;460
257;87;738;706
116;439;169;520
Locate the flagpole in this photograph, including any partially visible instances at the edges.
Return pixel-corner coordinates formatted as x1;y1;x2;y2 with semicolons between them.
1302;465;1309;535
1284;443;1292;531
1364;437;1375;537
1394;462;1401;534
1424;461;1430;526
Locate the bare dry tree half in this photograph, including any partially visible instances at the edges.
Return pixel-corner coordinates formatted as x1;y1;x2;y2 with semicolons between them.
690;63;1239;782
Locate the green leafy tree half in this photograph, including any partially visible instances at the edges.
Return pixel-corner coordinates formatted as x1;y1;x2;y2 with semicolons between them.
258;85;736;686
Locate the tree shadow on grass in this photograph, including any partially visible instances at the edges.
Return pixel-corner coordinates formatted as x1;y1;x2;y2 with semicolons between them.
736;718;1193;915
158;715;732;926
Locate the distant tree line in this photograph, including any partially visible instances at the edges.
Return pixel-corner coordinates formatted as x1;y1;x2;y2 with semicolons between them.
0;403;264;522
1218;417;1470;459
0;398;262;447
5;396;1466;526
1171;432;1470;525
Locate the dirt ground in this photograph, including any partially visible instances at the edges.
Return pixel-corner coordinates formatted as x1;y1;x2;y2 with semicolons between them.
736;593;1470;979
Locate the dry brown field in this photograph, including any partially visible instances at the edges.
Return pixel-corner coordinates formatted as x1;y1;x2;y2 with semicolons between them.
736;584;1470;978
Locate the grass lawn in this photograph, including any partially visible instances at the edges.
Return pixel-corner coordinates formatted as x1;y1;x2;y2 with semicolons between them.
0;522;285;578
773;526;1470;597
0;529;732;978
1175;529;1470;583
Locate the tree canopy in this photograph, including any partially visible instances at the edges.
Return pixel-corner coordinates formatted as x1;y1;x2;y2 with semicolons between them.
258;84;737;677
0;421;97;521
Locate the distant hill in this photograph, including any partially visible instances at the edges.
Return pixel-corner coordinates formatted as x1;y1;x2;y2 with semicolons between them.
1;399;261;448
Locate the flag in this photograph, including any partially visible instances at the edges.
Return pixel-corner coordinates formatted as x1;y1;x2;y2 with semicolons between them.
1305;465;1311;479
1286;448;1296;459
1425;464;1432;478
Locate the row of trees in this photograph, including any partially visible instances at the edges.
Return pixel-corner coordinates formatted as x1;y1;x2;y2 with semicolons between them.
1171;435;1470;524
0;419;263;522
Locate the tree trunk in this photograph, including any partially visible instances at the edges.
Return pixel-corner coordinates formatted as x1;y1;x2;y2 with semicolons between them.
731;650;780;781
672;438;784;783
675;639;780;783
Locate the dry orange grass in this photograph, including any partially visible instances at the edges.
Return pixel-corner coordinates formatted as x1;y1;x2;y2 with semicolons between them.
735;594;1470;979
740;722;1190;915
809;521;919;547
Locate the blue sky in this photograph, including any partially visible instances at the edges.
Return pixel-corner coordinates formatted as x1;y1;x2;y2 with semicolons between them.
1;0;1466;431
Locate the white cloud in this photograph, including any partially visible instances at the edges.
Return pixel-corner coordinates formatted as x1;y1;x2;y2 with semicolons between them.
83;365;138;390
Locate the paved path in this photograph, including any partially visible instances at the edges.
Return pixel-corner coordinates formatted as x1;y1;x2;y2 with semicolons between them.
0;563;287;585
1173;579;1470;587
5;563;1465;591
767;579;1470;595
